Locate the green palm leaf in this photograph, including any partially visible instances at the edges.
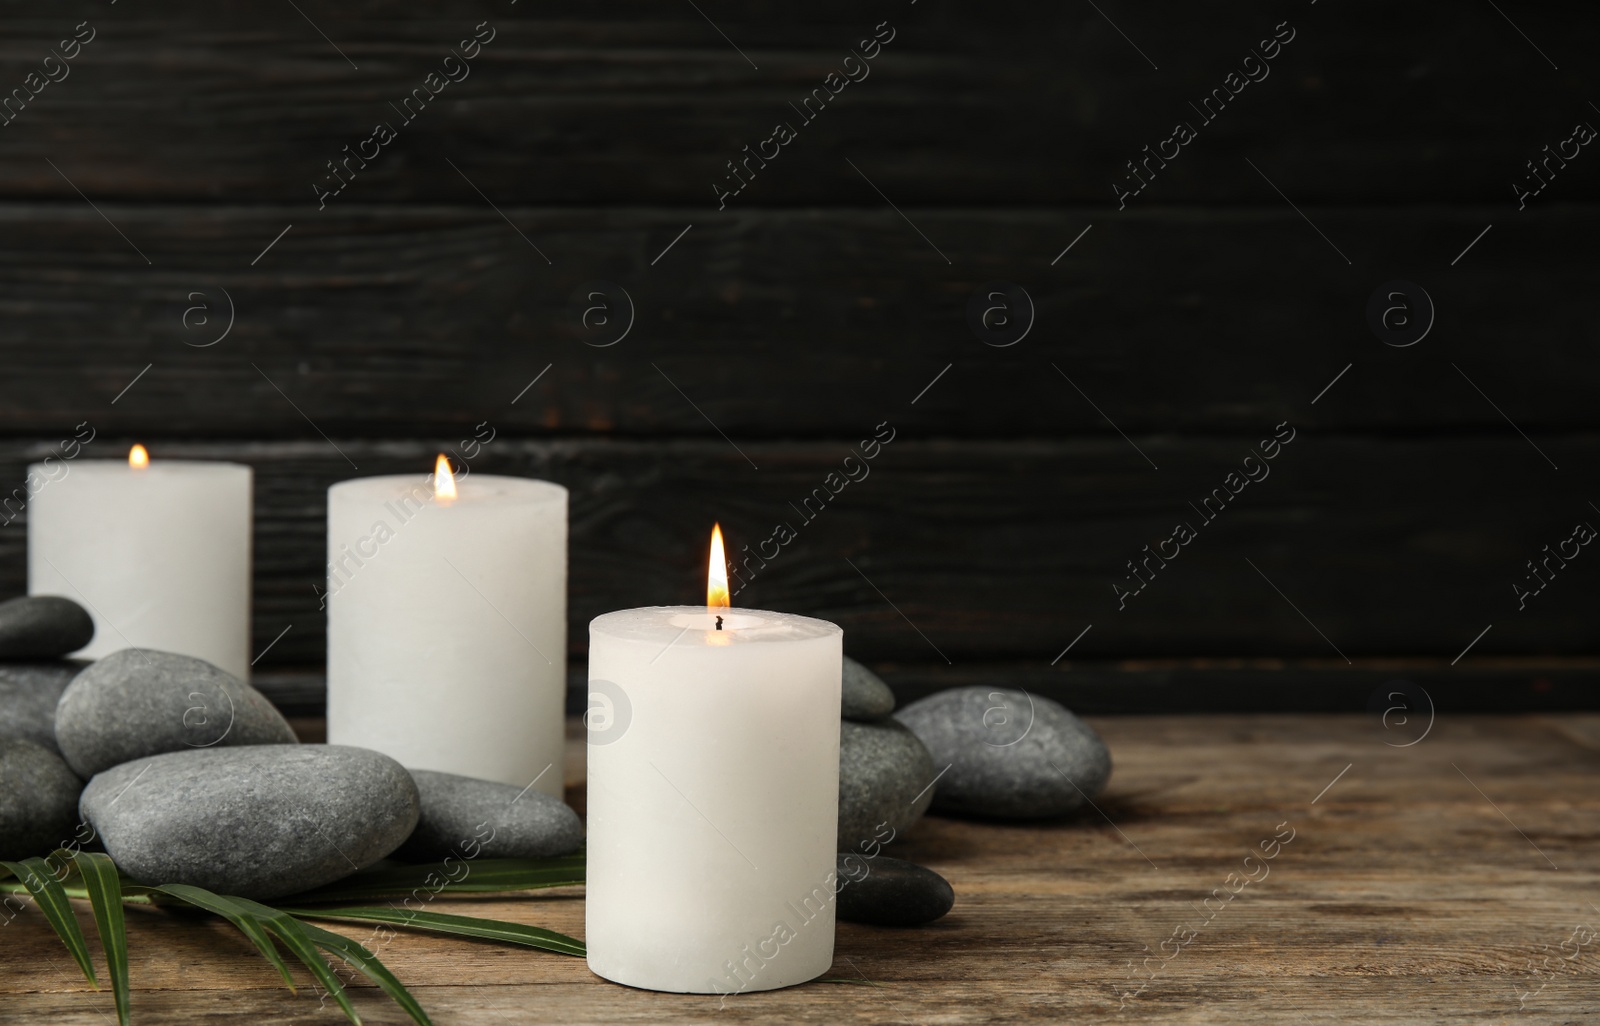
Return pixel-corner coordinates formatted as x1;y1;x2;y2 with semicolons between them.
0;856;98;987
153;886;369;1025
250;911;369;1026
2;852;583;1026
152;885;468;1026
289;856;585;903
285;906;585;957
75;853;132;1026
149;884;298;992
295;919;436;1026
227;894;433;1026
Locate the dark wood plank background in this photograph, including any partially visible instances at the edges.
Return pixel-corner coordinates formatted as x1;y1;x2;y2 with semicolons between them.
1;0;1595;710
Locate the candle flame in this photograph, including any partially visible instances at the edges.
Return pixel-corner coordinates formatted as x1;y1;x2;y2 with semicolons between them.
707;523;730;609
433;454;457;503
128;444;149;469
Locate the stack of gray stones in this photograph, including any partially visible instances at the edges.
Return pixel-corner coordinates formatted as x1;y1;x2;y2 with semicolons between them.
0;595;581;901
1;593;1111;924
835;654;1115;926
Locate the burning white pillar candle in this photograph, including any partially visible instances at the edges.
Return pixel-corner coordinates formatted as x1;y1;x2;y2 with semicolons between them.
586;524;843;994
326;457;568;794
28;445;253;678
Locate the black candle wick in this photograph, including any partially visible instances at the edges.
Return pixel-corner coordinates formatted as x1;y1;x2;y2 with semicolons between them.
715;615;724;631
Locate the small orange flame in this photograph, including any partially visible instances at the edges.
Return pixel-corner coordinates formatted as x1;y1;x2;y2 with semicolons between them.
128;444;149;469
707;523;730;609
433;454;457;503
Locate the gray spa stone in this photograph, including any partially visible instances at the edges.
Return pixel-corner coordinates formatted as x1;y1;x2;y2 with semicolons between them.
0;739;84;861
55;649;297;778
837;719;935;853
894;686;1111;819
841;656;896;722
395;769;583;862
0;596;94;660
836;853;954;927
81;745;420;900
0;662;82;754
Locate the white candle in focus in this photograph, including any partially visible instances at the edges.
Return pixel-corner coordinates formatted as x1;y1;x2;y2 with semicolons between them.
586;605;842;994
325;469;567;793
27;452;252;679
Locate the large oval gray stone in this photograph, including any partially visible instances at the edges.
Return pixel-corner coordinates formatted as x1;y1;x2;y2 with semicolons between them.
55;649;297;778
395;769;583;862
836;853;954;927
0;739;84;860
895;687;1111;818
842;656;896;722
81;745;420;899
838;719;935;853
0;596;94;660
0;662;82;754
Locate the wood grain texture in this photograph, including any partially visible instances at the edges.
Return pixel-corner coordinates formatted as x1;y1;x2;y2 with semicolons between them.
0;0;1592;683
0;1;1589;204
257;656;1600;717
0;204;1590;436
2;714;1598;1024
2;436;1596;667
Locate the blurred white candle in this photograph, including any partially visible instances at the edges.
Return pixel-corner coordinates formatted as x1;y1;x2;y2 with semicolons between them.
326;458;567;794
28;445;252;678
586;525;842;994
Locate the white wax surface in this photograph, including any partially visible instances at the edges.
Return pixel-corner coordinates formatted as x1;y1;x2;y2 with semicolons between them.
325;474;567;794
28;460;252;679
586;606;842;994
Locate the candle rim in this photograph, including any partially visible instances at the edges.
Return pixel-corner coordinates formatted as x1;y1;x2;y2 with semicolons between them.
329;473;567;502
26;459;252;473
590;605;841;644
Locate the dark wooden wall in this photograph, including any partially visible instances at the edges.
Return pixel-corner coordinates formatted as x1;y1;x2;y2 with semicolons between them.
1;1;1596;711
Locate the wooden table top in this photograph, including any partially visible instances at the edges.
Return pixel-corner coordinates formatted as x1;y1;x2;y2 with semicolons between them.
3;713;1597;1025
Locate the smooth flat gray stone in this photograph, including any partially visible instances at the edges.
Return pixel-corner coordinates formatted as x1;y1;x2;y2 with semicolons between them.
0;596;94;660
836;853;954;926
842;656;896;722
55;649;297;778
0;662;82;754
81;745;419;900
895;686;1111;819
0;739;84;861
838;719;935;853
395;769;583;861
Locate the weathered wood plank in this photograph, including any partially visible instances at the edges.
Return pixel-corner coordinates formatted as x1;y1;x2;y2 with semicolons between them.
2;714;1597;1024
1;980;1594;1026
0;204;1590;435
1;437;1595;666
255;656;1600;717
0;2;1589;204
873;656;1600;713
